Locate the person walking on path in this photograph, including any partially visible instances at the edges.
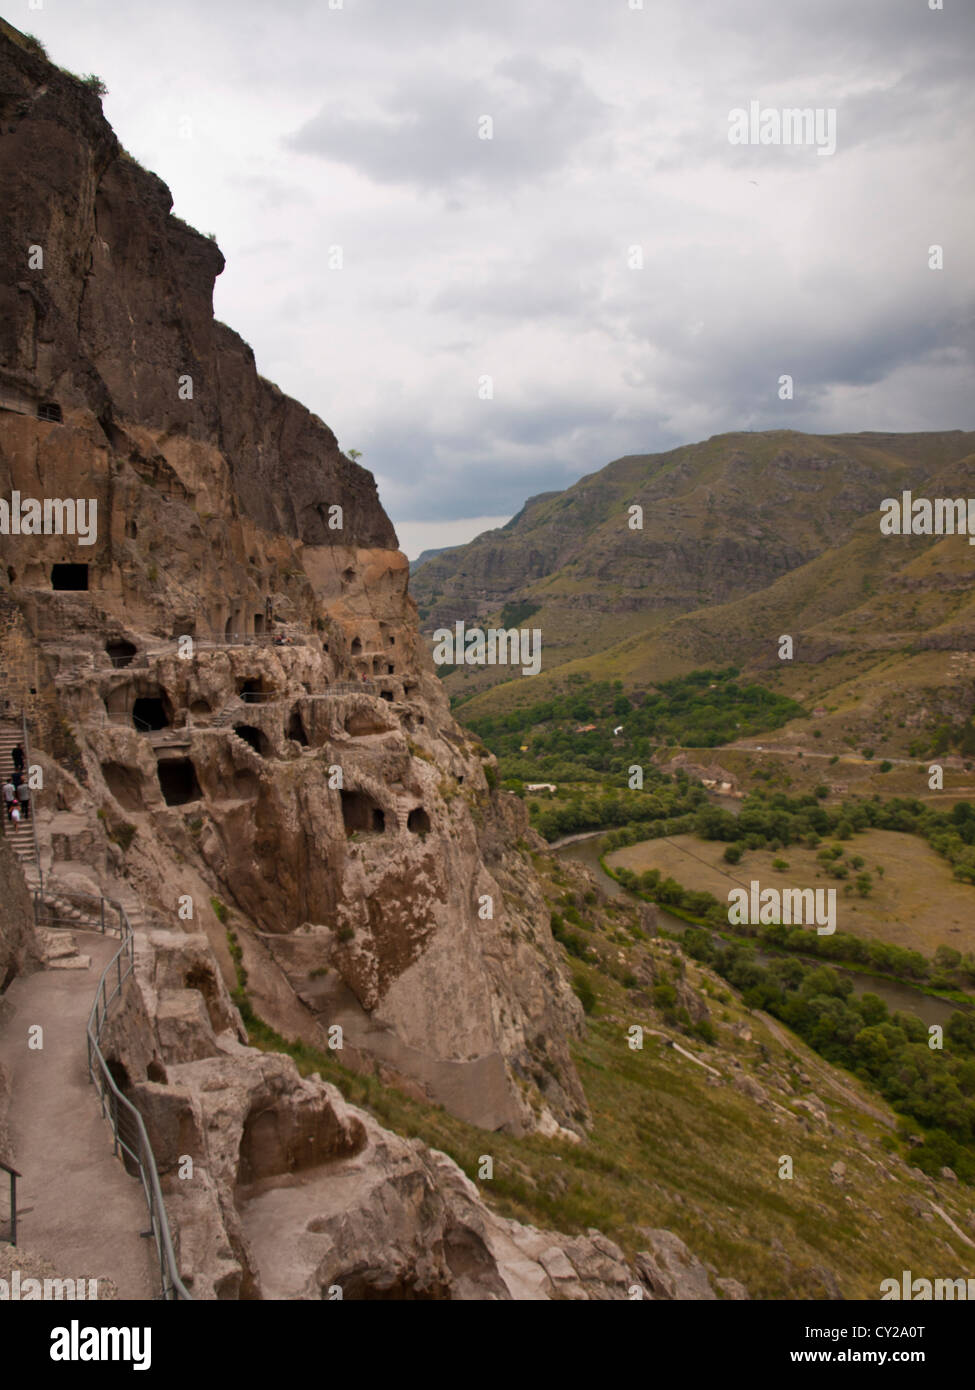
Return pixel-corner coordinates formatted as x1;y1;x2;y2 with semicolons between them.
11;744;24;775
16;781;30;820
2;780;15;819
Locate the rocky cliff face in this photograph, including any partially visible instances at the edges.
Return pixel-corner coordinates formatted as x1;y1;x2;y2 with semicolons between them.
0;25;586;1142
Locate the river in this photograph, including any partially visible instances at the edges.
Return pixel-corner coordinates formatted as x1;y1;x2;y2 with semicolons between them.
552;830;962;1027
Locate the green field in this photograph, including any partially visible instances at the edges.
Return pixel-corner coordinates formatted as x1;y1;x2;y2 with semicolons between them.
607;828;975;957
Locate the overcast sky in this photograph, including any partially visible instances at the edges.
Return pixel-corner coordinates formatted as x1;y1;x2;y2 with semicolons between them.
20;0;975;557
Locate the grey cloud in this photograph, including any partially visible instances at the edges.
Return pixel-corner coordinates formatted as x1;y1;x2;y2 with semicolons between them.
284;56;610;191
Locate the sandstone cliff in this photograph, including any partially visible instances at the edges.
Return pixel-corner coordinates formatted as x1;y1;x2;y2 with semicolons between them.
0;22;586;1145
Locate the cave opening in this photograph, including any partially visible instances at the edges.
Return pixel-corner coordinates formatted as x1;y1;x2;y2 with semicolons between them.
132;696;170;731
104;1056;139;1174
331;1274;448;1301
233;724;270;757
157;757;202;806
407;807;431;835
51;562;88;591
340;789;386;835
106;639;137;668
287;708;309;746
105;1055;131;1092
237;677;272;703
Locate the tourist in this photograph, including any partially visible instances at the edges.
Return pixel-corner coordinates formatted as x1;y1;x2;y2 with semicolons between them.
2;780;14;816
9;802;20;825
16;782;30;820
11;743;24;774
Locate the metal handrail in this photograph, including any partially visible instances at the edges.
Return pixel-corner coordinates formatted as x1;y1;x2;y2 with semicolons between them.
0;1157;20;1247
32;888;192;1300
20;710;42;892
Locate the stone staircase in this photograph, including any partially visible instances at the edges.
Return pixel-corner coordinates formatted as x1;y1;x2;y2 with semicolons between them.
212;701;247;728
0;719;37;874
109;882;150;933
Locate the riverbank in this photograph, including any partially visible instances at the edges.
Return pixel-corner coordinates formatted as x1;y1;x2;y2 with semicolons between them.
552;832;973;1028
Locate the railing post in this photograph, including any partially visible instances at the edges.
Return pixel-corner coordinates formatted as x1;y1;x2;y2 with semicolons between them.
101;897;105;934
20;709;42;893
10;1172;15;1247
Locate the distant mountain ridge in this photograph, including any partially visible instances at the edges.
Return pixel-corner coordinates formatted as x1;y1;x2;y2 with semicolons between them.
409;546;450;574
411;429;975;740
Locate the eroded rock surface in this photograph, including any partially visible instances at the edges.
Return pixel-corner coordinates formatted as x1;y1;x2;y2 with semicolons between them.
97;925;738;1300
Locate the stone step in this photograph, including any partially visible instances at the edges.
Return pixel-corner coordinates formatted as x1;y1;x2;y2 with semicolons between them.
47;955;92;971
39;930;80;960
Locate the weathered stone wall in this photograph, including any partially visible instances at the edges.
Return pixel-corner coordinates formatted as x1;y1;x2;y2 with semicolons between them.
0;837;38;1171
0;837;37;996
